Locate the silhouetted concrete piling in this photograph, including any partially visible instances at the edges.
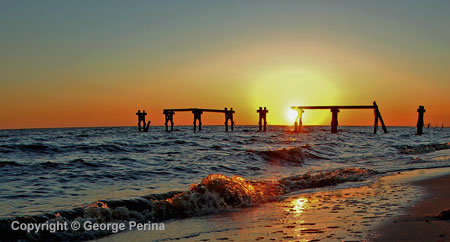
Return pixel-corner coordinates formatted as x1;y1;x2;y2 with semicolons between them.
136;110;150;132
373;101;387;134
291;101;388;134
225;108;234;131
417;106;425;135
257;107;268;132
163;108;235;132
163;110;175;131
294;109;304;132
192;110;203;132
330;108;339;133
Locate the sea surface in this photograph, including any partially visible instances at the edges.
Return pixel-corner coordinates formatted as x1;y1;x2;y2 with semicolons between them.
0;125;449;240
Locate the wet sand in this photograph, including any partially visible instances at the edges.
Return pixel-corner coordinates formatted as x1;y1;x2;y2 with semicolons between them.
373;173;450;242
95;168;450;242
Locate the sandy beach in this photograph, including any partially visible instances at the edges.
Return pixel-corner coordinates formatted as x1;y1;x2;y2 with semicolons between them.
373;172;450;241
94;167;450;242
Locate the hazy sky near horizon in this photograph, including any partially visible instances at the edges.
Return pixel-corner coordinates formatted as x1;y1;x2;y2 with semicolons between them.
1;0;449;129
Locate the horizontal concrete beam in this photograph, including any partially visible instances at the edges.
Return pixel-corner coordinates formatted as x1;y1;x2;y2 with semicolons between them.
163;108;235;113
291;105;374;110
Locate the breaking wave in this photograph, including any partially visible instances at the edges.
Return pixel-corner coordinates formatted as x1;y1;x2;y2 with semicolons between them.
253;145;328;163
0;168;374;241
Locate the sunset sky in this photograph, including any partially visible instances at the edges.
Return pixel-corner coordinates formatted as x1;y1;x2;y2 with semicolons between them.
1;1;449;129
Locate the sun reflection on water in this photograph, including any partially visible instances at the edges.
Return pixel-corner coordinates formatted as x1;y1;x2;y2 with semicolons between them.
292;198;306;214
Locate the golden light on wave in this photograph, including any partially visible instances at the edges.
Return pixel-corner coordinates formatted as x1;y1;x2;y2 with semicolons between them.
87;201;109;208
291;197;307;215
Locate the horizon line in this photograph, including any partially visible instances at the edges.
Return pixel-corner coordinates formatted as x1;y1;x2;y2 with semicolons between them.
0;124;439;131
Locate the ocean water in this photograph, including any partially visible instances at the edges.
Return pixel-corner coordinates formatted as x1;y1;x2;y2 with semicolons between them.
0;126;449;240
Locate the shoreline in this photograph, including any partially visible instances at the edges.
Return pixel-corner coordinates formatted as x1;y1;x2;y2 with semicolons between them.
372;172;450;241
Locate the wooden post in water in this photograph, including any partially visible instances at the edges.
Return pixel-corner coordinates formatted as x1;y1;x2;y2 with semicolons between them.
225;108;229;131
330;108;339;133
136;110;143;132
373;101;387;134
231;108;234;131
230;108;234;131
417;106;425;135
224;108;235;131
163;110;174;131
136;110;150;132
373;107;379;134
294;109;304;132
257;107;268;132
143;121;150;132
193;110;203;132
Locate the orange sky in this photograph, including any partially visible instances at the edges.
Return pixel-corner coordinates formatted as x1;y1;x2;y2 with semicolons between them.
1;1;449;129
